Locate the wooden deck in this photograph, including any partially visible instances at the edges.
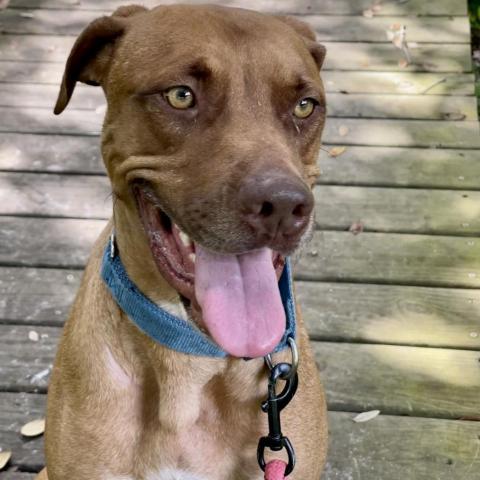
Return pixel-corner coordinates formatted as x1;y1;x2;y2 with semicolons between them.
1;0;480;478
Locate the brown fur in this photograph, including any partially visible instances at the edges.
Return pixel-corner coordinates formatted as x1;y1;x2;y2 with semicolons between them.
39;5;328;479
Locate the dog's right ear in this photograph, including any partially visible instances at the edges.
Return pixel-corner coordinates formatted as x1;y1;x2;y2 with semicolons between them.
54;5;147;115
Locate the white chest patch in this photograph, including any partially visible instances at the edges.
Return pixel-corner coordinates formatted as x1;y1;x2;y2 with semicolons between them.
146;469;208;480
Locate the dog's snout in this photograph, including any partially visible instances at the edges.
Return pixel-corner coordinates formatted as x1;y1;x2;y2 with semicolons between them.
239;170;314;243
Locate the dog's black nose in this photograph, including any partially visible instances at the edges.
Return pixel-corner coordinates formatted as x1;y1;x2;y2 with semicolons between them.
239;169;314;243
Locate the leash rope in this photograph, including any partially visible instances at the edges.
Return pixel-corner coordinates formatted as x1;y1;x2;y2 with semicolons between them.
257;337;299;478
264;459;287;480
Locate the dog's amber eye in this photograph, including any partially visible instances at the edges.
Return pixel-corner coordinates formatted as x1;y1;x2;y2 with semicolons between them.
163;86;195;109
293;98;316;119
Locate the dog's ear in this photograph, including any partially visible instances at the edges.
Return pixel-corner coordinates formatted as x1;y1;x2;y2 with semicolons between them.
276;16;326;70
54;5;147;115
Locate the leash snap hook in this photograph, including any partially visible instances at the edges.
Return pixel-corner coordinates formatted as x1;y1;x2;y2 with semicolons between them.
264;336;298;380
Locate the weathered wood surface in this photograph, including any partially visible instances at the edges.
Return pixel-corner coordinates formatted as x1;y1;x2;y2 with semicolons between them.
3;173;480;236
318;146;480;189
1;473;37;480
2;109;480;148
2;217;480;288
296;231;480;288
299;282;480;349
2;134;480;191
7;0;468;15
0;35;472;72
2;265;480;351
2;64;474;96
2;324;480;418
1;390;479;480
316;342;480;418
315;186;480;235
2;84;477;121
0;10;471;43
0;133;102;173
0;325;58;392
0;267;80;325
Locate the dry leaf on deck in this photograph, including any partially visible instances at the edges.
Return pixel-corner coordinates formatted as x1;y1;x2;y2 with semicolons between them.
338;125;349;137
0;451;12;471
328;146;347;158
398;58;409;68
21;418;45;437
349;222;364;235
353;410;380;423
362;9;374;18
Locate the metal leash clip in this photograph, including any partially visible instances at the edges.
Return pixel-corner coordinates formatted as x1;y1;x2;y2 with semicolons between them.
257;337;299;476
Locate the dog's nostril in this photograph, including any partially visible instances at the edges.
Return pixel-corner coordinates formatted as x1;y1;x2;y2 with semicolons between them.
292;204;305;217
260;201;274;217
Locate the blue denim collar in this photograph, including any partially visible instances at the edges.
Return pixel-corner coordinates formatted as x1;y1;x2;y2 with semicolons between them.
100;238;296;358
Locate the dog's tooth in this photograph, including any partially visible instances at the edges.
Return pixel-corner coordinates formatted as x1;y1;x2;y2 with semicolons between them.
179;231;191;247
189;253;196;263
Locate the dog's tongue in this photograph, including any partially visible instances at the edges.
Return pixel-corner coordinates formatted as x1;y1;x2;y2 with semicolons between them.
194;245;285;358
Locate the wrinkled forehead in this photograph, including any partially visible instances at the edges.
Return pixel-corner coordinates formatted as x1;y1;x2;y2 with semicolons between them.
113;5;320;91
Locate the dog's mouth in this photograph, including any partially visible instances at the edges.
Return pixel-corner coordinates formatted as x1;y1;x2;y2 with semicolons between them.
134;184;287;358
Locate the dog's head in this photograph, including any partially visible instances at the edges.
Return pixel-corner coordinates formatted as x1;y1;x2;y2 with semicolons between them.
56;4;326;358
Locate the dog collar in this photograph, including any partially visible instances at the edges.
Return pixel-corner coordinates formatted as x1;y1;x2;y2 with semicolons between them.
100;237;296;358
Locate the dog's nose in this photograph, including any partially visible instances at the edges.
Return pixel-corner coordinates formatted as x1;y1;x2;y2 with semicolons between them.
239;170;314;242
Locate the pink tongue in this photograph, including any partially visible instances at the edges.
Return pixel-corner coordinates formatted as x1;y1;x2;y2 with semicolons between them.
194;246;286;358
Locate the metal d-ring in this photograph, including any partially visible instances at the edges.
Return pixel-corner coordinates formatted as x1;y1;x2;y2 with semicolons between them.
264;336;299;380
110;232;116;258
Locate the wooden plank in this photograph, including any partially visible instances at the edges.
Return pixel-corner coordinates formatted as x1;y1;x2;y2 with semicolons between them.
2;109;479;148
2;217;480;288
2;264;480;351
0;10;471;43
1;389;479;480
296;231;480;288
315;186;480;235
2;84;477;121
0;172;111;219
323;72;475;96
2;324;480;418
318;146;480;189
2;64;474;96
3;173;480;237
3;135;480;189
298;281;480;349
322;119;480;148
0;325;58;392
1;473;37;480
325;412;480;480
0;392;45;471
327;93;478;121
0;216;106;268
0;133;102;173
0;267;81;325
0;36;471;72
316;342;480;418
7;0;468;16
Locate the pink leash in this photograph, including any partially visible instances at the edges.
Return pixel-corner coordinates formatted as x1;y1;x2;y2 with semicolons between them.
264;460;287;480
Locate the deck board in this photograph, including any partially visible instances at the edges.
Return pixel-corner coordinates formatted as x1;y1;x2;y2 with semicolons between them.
1;0;479;478
0;35;473;72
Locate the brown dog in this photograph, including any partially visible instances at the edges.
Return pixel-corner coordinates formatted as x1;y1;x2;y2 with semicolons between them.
38;4;328;479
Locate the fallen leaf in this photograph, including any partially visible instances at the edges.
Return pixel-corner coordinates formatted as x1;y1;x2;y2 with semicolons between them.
443;112;466;121
398;58;409;68
353;410;380;423
362;8;374;18
0;451;12;471
349;222;364;235
28;330;39;342
338;125;349;137
21;418;45;437
328;146;347;157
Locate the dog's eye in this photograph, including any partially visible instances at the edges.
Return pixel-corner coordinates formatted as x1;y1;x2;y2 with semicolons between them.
163;86;195;109
293;98;317;119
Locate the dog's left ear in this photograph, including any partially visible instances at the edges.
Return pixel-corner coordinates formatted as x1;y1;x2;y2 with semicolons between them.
54;5;147;114
276;16;326;70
